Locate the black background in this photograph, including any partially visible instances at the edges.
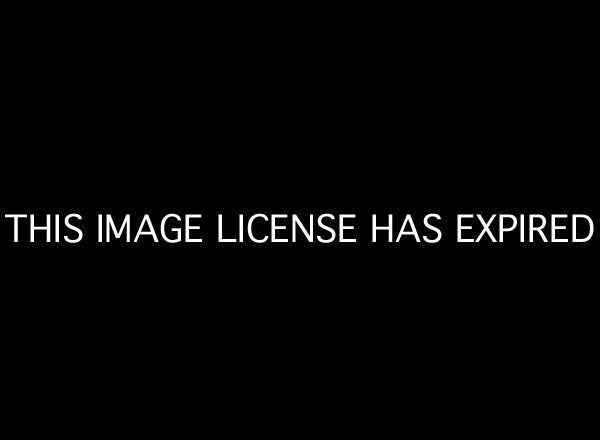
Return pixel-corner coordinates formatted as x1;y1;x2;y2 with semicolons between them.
1;6;597;434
